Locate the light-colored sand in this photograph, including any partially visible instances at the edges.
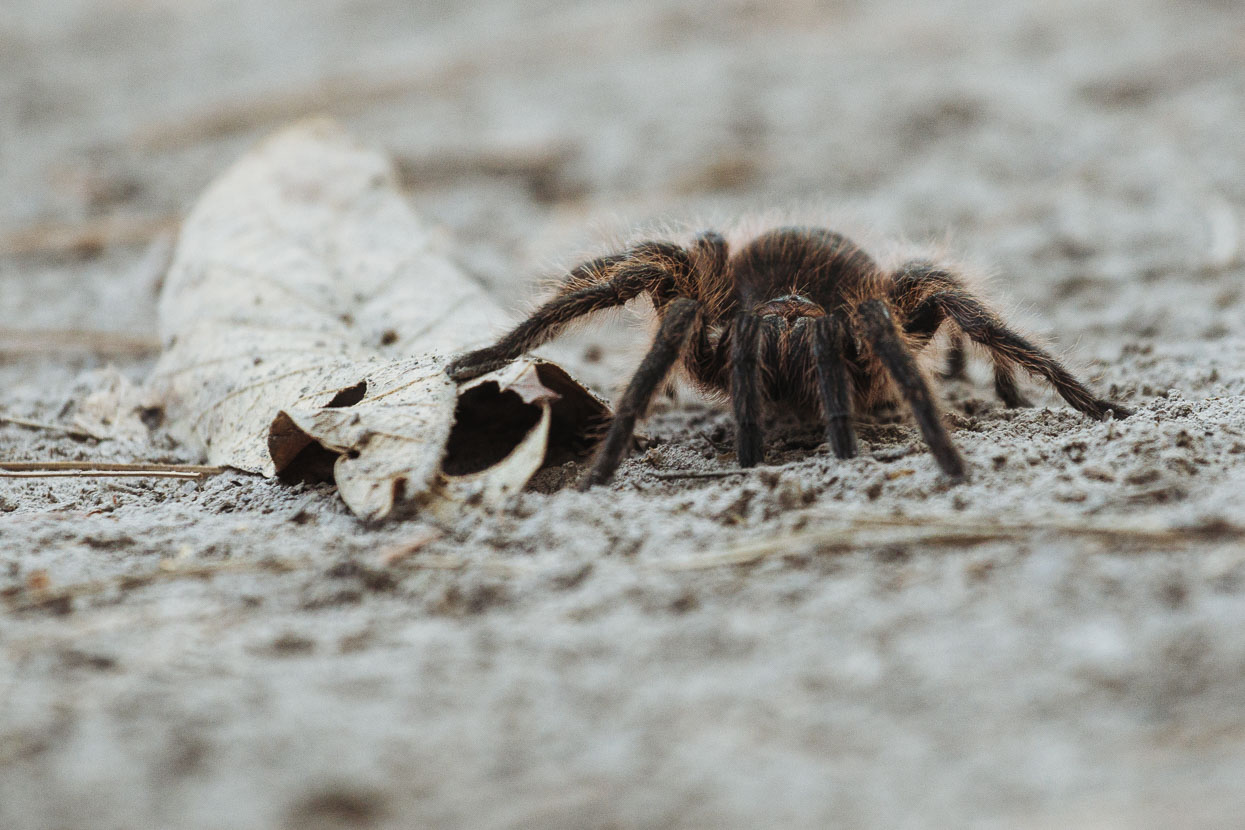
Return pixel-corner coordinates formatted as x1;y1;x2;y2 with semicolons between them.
3;1;1245;828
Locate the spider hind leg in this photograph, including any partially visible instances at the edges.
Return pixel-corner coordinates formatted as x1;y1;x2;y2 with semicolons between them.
896;264;1125;417
931;290;1132;420
942;333;968;380
992;363;1033;408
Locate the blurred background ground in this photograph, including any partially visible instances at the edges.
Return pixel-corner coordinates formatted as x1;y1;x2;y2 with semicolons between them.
2;1;1245;828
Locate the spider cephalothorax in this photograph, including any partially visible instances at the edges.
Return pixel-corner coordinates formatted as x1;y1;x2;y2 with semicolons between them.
448;226;1132;489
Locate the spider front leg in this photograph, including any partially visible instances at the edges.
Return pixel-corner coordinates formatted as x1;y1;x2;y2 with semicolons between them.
857;300;966;478
580;298;701;489
810;311;858;459
730;313;766;468
446;250;671;381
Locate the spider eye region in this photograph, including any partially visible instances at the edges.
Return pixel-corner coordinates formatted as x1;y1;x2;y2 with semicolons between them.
755;294;826;321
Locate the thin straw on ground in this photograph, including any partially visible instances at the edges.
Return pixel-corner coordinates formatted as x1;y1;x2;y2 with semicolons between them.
0;462;224;479
661;514;1245;570
0;329;160;357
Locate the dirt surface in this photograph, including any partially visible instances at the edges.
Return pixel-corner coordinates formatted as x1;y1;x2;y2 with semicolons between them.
3;1;1245;828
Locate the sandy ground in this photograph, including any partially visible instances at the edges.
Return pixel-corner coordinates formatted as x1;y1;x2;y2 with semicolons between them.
3;1;1245;828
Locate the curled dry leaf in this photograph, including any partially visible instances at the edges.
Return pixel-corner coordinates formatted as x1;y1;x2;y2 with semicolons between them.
146;119;608;520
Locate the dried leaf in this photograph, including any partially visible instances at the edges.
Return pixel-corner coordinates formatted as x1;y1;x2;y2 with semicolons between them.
146;119;607;519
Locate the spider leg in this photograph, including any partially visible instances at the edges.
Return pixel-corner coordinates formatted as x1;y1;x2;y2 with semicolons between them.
992;363;1033;408
894;263;1020;406
691;230;728;277
942;333;968;380
684;321;720;387
447;251;677;381
930;291;1132;419
580;298;701;489
810;311;858;459
900;274;1043;410
857;300;966;478
682;231;732;388
731;313;766;468
941;333;1031;407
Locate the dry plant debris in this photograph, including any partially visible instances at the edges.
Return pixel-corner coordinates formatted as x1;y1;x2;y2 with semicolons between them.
0;329;159;357
663;514;1245;570
145;120;607;520
0;462;221;479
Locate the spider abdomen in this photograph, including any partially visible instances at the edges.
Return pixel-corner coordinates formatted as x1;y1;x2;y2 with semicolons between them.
729;227;881;315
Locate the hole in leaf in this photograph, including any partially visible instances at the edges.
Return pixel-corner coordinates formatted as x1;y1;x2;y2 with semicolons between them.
442;385;542;476
278;442;339;484
326;381;367;408
441;363;608;479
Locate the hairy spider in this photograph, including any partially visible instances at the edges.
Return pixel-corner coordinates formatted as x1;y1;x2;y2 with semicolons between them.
447;227;1132;489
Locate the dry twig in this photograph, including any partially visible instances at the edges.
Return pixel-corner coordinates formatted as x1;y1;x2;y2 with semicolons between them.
652;469;747;481
377;527;446;566
0;214;177;258
2;556;300;613
0;461;224;479
661;514;1245;570
0;328;160;357
0;415;95;439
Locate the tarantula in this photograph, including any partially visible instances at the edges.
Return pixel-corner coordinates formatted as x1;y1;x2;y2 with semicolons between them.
448;227;1132;488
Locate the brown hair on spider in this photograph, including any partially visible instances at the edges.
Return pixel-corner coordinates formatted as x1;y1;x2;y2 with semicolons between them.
447;225;1132;489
